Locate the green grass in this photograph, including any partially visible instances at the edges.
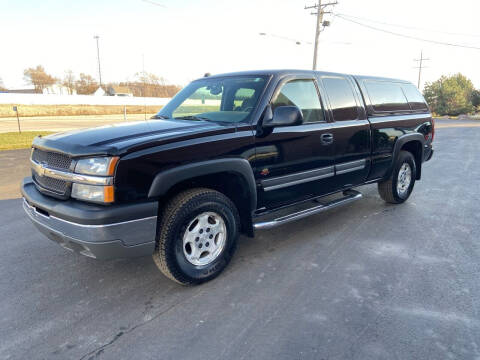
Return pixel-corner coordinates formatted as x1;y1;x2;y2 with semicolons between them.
173;105;220;117
0;104;163;118
0;131;54;151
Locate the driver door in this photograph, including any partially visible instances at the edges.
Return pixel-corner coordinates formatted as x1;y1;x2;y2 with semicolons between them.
253;76;336;210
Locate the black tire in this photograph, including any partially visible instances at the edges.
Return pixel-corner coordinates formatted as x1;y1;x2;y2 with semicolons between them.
378;150;416;204
153;188;240;285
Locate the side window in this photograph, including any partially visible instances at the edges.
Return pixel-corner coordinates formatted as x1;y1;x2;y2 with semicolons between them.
322;76;359;121
364;80;410;112
272;79;324;123
402;84;428;111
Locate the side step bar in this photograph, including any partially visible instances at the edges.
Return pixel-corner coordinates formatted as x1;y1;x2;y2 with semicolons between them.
253;190;362;230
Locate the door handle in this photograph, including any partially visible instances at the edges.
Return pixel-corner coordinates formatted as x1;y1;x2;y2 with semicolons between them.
320;133;334;145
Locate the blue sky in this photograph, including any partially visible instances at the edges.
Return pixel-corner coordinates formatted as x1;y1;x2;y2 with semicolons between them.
1;0;479;89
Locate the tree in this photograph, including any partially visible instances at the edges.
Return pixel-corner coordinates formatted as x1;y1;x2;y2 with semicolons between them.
0;77;6;91
121;72;181;97
423;73;475;116
62;70;76;95
23;65;56;93
75;73;98;94
471;89;480;111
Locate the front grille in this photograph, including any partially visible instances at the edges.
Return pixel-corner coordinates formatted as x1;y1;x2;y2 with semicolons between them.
33;173;68;195
32;148;72;170
31;148;72;197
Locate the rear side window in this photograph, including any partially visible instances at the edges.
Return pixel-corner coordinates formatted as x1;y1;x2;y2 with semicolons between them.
402;84;428;111
322;76;359;121
272;79;324;123
364;80;410;112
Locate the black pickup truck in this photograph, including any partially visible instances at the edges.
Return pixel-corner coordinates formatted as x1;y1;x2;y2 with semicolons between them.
22;70;434;284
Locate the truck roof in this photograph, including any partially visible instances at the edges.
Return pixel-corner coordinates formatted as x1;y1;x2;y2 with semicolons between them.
202;69;411;85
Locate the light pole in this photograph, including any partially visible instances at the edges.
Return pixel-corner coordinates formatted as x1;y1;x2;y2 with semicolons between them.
93;35;102;86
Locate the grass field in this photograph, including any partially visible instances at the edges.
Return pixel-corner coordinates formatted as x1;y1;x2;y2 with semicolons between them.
0;105;229;146
0;131;54;151
0;104;163;118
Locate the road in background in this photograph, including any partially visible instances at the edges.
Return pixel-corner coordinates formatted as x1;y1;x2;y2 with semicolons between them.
0;113;157;133
1;118;479;359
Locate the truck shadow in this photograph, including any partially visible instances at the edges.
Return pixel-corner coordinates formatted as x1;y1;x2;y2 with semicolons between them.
106;184;383;285
6;183;385;296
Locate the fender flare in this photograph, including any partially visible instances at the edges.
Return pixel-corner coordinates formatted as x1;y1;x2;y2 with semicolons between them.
147;158;257;212
385;133;425;180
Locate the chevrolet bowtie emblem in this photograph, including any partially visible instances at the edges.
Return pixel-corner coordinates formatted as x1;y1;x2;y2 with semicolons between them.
37;163;47;176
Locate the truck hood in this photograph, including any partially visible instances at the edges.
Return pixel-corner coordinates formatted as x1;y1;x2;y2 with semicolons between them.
32;119;232;157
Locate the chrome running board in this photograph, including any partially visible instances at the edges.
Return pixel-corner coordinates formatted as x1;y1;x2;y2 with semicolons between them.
253;190;362;230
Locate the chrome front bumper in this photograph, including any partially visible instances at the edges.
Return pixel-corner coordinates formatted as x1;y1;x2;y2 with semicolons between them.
21;177;158;260
23;199;157;259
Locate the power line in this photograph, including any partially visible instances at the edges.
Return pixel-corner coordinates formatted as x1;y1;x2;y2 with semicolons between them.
258;32;350;46
259;32;312;45
336;13;480;38
140;0;166;8
334;14;480;50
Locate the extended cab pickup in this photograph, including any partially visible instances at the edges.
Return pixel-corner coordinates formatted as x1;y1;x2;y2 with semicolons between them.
22;70;434;284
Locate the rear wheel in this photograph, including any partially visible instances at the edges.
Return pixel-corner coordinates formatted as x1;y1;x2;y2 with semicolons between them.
378;150;416;204
153;188;240;285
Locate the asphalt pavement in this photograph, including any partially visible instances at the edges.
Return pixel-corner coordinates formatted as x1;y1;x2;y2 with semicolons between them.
1;118;479;360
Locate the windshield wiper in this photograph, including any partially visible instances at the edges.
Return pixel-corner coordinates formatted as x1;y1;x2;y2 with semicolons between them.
174;115;212;122
151;114;169;119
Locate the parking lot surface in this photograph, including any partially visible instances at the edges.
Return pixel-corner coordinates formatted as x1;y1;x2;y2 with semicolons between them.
1;118;479;359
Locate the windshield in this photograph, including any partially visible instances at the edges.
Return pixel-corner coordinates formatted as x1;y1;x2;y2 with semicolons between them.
156;76;267;123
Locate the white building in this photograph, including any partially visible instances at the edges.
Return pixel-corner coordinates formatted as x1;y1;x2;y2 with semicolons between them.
93;87;106;96
42;84;77;95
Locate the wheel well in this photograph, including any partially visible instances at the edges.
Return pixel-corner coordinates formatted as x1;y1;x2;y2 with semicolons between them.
401;140;422;180
161;172;254;237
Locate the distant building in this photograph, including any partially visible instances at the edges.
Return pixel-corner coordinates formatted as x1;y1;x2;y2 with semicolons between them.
42;84;77;95
107;85;133;97
2;88;37;94
93;86;106;96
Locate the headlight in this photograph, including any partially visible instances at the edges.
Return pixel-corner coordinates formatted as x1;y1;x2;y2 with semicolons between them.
75;157;119;176
72;183;115;203
72;156;118;203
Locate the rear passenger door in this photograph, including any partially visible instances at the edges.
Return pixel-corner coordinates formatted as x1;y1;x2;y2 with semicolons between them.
318;75;371;187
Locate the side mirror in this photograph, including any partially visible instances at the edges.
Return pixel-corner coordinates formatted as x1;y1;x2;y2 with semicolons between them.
263;105;303;128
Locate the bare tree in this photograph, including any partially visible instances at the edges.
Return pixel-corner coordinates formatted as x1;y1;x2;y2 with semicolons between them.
62;70;76;95
75;73;98;94
23;65;56;93
128;72;180;97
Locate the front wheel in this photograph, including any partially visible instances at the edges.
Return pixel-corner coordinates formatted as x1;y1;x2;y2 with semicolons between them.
378;150;416;204
153;188;240;285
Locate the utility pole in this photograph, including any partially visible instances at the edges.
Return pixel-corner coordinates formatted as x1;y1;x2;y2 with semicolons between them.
142;54;146;120
305;0;338;70
93;35;102;86
414;50;430;89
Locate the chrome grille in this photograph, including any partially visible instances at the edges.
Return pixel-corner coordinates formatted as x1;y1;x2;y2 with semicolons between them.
33;172;68;194
31;148;72;197
32;148;72;170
